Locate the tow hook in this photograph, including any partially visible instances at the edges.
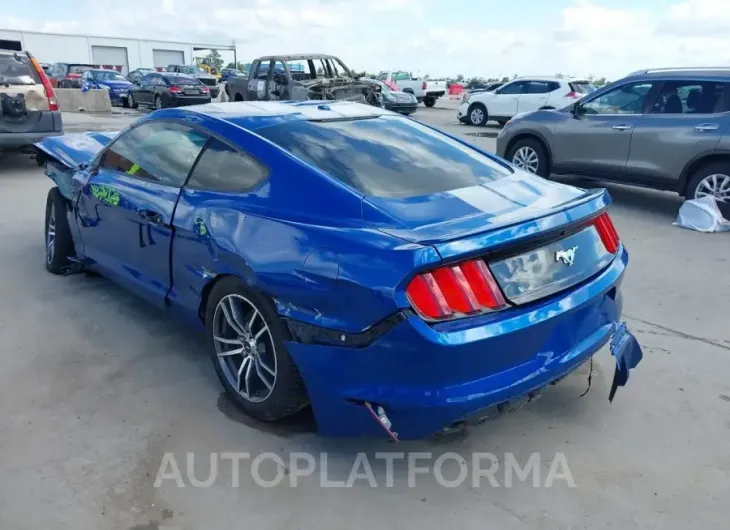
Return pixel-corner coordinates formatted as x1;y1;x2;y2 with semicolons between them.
364;401;399;443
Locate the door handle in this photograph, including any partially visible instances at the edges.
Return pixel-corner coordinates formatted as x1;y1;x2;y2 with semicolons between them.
139;209;163;225
695;123;719;132
612;124;632;131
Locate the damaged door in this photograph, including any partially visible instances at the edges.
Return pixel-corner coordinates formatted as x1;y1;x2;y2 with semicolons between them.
76;120;208;305
247;60;272;101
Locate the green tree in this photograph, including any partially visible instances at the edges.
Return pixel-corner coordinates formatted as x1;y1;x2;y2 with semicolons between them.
501;76;509;82
204;49;224;71
456;74;464;82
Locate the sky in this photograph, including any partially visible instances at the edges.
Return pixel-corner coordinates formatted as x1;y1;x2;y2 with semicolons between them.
1;0;728;80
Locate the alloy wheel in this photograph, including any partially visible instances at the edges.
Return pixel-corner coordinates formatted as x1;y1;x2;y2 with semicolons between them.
470;107;484;125
695;173;730;203
213;294;277;403
128;93;134;107
46;203;56;265
155;96;162;110
512;146;540;174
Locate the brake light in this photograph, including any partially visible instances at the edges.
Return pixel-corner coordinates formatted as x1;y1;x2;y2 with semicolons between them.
593;212;620;253
29;56;58;111
200;85;210;93
406;259;507;320
168;85;182;93
422;81;427;90
565;91;581;99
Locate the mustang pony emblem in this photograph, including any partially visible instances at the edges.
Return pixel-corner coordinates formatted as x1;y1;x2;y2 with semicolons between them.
555;246;578;266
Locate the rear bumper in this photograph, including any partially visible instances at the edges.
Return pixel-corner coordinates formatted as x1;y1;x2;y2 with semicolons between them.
427;91;445;98
385;102;418;115
0;130;63;148
287;247;640;440
167;95;213;107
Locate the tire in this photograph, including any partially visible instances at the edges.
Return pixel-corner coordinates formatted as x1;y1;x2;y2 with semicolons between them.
127;93;138;109
685;161;730;215
424;96;436;108
45;187;75;275
154;95;163;110
234;93;244;102
467;103;488;126
506;138;550;178
206;277;308;422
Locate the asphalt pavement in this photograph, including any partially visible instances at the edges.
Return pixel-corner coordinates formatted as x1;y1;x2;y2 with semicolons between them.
0;99;728;530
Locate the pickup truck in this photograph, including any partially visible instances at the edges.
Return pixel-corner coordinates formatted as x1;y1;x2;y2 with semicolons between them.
225;54;381;107
374;71;446;107
166;65;219;98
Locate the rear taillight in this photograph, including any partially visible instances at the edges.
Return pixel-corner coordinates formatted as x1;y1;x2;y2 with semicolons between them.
29;56;58;111
169;85;182;93
200;85;210;93
422;81;427;90
565;91;581;99
593;212;620;253
406;259;507;320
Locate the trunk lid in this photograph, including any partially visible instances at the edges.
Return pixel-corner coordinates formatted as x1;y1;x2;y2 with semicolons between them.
363;174;616;306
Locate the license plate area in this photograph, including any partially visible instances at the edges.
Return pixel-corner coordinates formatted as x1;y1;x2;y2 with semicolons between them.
184;88;198;95
488;225;614;305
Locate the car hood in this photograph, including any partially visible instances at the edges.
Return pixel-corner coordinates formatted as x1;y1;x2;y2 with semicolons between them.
34;132;119;170
362;170;593;245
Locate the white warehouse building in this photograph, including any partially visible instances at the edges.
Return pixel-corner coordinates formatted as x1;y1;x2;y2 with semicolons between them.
0;28;236;74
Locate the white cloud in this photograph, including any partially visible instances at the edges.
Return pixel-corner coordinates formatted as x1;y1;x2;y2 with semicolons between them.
2;0;730;80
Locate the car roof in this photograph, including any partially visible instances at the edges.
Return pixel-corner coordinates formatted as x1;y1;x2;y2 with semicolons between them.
256;54;339;61
511;76;581;82
167;100;393;131
624;67;730;81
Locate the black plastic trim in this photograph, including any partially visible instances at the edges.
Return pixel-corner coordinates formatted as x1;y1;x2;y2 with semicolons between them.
283;310;412;348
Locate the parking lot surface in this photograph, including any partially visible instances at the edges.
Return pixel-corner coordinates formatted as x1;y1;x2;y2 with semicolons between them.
1;100;729;530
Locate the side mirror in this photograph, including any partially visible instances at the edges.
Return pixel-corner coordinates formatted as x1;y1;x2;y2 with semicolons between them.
572;102;583;116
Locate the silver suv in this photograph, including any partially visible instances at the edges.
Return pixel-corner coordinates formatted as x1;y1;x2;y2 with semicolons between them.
496;68;730;209
0;48;62;151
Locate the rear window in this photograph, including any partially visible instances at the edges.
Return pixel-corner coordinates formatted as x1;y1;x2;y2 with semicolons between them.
0;53;40;85
165;75;199;85
69;65;94;74
256;115;511;198
570;82;596;94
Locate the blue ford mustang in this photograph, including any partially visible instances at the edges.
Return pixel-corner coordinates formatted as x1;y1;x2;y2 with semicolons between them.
35;101;643;440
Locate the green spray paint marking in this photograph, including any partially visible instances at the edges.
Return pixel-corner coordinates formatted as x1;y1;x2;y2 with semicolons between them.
90;184;120;207
194;218;208;237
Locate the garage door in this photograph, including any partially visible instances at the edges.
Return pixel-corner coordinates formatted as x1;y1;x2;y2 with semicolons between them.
153;49;185;69
91;45;129;74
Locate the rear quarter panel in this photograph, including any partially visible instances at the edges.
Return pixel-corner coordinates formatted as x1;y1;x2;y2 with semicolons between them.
165;111;439;332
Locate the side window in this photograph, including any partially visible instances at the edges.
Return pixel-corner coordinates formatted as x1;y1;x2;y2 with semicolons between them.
394;71;410;81
140;73;154;84
526;81;551;94
581;82;654;115
549;81;561;92
100;121;208;187
650;81;725;114
498;82;525;95
187;138;269;192
255;61;270;80
376;72;388;81
272;60;286;77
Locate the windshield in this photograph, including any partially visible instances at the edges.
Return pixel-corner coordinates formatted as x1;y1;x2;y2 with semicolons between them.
0;54;40;86
93;70;127;81
69;65;94;74
180;66;207;75
257;115;511;198
570;82;596;94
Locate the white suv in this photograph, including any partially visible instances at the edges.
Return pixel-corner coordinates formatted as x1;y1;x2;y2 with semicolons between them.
458;77;595;126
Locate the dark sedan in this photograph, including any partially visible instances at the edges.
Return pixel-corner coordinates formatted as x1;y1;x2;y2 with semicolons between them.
127;72;211;110
362;78;418;115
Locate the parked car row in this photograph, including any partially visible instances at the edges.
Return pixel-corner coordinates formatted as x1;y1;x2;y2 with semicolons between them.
483;68;730;210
